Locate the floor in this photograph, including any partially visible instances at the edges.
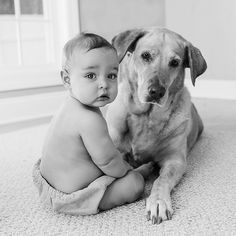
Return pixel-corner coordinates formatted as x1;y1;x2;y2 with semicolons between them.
1;97;236;235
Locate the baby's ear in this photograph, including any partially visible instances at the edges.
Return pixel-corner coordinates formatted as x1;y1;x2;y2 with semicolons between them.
60;70;71;88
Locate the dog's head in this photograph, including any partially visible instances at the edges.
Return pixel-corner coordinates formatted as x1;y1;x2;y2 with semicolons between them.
112;28;207;107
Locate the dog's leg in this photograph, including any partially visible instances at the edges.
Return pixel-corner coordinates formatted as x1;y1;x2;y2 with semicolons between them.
145;154;187;224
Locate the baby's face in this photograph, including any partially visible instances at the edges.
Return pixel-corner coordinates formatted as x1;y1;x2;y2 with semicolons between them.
68;47;119;107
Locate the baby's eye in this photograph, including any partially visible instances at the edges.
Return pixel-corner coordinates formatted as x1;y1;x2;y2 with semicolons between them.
108;73;117;80
85;73;96;79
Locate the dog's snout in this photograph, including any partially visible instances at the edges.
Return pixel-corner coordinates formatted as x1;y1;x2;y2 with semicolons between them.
148;86;166;99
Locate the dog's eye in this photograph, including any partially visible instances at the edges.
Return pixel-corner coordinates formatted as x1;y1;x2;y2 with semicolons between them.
169;59;180;67
141;51;152;62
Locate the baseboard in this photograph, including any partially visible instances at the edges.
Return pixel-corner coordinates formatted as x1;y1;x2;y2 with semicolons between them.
0;90;66;131
185;78;236;100
0;116;52;134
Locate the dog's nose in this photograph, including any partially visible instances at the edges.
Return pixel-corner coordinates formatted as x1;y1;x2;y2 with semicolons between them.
148;86;166;99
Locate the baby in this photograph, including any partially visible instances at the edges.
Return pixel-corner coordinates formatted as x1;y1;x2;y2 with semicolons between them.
33;33;152;215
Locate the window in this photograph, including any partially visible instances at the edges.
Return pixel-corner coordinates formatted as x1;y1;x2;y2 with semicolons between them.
0;0;52;67
0;0;79;91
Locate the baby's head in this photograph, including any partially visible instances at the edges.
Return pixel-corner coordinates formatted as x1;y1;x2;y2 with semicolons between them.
61;33;119;108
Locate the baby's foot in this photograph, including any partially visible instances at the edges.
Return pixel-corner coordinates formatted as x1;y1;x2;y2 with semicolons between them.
134;162;155;180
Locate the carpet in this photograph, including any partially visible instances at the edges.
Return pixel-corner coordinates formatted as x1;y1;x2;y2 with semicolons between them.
0;124;236;235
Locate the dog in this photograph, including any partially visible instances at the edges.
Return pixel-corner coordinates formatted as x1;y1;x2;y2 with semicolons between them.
106;28;207;224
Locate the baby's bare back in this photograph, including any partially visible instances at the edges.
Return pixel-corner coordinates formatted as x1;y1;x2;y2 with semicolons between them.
40;99;103;193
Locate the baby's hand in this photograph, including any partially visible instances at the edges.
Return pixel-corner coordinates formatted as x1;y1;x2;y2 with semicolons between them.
134;162;155;180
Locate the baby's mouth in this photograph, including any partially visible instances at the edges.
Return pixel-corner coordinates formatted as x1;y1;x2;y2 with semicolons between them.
97;94;110;101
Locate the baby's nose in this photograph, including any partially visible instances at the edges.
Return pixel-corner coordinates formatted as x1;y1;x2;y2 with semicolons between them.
99;78;108;89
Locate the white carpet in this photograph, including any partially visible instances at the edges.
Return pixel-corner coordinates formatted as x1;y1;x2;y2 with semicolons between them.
1;124;236;235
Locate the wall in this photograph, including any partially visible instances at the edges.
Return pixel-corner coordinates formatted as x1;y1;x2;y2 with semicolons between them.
79;0;165;41
165;0;236;81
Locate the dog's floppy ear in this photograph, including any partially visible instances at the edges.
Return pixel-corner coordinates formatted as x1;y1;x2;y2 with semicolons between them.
185;43;207;86
112;29;146;63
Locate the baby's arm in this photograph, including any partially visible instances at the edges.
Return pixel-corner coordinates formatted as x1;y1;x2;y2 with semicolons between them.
80;112;132;178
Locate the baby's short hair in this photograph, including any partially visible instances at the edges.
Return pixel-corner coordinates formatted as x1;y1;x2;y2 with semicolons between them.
62;32;116;71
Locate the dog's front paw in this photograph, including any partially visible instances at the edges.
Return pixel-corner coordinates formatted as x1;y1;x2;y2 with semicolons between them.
145;195;173;224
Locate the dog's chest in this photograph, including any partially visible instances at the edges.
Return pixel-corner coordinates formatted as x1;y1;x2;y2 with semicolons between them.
127;111;170;161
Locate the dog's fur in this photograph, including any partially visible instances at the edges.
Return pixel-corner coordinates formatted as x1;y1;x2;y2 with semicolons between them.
106;28;207;224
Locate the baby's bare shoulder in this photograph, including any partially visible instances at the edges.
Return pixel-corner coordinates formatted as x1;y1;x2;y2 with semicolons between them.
59;100;105;133
80;108;106;132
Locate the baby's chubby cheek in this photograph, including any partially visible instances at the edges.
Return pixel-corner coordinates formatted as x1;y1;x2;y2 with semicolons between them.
109;84;118;100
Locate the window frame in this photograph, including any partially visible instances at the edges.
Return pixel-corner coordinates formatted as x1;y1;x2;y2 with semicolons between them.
0;0;80;92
